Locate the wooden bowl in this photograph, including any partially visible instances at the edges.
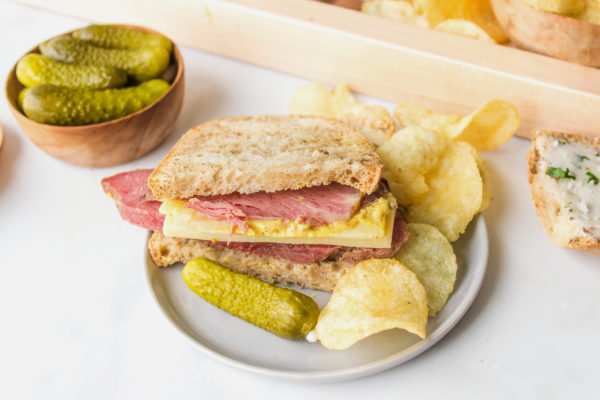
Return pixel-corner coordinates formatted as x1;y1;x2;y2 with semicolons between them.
491;0;600;66
5;25;184;167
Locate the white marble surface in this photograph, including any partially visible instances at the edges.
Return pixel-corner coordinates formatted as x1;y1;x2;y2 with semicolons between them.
1;1;599;398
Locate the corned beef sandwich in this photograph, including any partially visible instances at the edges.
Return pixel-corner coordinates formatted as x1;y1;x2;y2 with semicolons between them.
102;115;409;291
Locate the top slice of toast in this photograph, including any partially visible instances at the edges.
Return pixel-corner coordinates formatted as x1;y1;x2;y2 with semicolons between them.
148;115;382;200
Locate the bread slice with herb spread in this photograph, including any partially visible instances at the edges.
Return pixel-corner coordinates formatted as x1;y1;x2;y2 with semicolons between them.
527;131;600;255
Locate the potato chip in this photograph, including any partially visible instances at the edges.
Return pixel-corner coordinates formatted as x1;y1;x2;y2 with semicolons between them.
412;0;508;42
331;84;359;117
315;258;428;350
580;1;600;24
289;82;334;118
394;103;462;133
447;100;520;151
341;104;396;146
289;82;396;146
395;223;458;316
469;145;493;212
332;84;396;145
434;19;496;42
521;0;586;16
405;141;483;241
361;0;429;26
394;101;520;152
376;126;448;205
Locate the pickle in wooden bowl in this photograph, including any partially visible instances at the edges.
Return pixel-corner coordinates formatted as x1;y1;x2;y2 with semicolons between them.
5;24;185;167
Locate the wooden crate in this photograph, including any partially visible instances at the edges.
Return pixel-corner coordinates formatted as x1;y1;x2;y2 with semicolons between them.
13;0;600;138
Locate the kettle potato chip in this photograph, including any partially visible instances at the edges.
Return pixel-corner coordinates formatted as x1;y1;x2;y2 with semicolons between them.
331;83;359;117
289;82;334;118
448;100;520;151
580;1;600;24
412;0;508;42
395;223;458;316
315;258;428;350
434;19;496;42
394;100;520;151
468;145;493;212
394;103;462;133
361;0;429;26
377;126;448;205
290;83;396;146
405;141;483;241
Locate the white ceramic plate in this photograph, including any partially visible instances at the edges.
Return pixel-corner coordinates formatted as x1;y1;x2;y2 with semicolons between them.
145;216;488;382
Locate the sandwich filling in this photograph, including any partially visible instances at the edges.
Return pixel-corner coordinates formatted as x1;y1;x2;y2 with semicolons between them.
102;169;407;263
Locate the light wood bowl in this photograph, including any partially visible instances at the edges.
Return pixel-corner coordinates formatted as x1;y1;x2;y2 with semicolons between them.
5;25;184;167
491;0;600;67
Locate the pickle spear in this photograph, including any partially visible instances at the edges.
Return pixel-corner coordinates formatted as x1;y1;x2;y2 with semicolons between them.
73;25;173;53
16;54;127;89
182;257;320;340
40;37;170;82
21;79;170;126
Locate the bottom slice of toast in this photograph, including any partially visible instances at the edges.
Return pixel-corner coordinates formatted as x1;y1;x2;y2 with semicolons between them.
148;232;356;291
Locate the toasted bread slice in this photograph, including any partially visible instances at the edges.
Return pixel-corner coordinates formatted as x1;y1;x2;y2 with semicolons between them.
148;115;382;200
148;232;353;291
527;131;600;255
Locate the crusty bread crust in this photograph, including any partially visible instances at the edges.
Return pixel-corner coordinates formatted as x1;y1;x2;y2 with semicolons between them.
148;115;382;200
527;130;600;255
148;232;355;291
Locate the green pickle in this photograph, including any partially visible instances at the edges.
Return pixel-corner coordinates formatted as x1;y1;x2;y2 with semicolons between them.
16;54;127;89
21;79;170;126
40;37;170;82
18;88;29;111
73;25;173;53
182;258;320;340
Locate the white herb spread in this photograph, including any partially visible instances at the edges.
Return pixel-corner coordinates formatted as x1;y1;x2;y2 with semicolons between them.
542;139;600;239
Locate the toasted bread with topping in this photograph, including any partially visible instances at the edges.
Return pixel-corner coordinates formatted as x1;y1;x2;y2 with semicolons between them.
527;131;600;255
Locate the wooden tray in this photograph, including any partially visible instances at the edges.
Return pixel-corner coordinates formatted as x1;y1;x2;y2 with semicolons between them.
13;0;600;139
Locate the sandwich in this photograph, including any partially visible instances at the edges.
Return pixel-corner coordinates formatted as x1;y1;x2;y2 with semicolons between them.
527;130;599;255
102;115;409;290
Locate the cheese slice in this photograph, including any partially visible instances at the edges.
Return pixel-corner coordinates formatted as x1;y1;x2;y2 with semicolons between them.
160;195;397;248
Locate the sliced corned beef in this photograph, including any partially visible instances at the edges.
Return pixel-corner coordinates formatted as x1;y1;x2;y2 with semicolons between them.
186;182;362;228
101;169;164;232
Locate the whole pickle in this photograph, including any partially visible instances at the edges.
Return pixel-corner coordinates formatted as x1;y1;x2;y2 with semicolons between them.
73;25;172;53
16;54;127;89
21;79;170;126
18;88;29;111
40;37;170;82
182;257;320;341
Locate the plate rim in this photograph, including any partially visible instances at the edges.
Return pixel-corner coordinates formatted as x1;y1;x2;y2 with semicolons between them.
143;216;489;383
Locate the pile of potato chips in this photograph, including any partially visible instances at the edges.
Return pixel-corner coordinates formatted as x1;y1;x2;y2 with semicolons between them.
290;82;520;349
361;0;508;43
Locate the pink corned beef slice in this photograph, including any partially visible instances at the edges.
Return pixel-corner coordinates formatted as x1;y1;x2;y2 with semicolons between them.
186;182;362;230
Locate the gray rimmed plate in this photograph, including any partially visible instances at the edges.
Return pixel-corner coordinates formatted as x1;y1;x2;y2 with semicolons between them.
144;216;488;382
